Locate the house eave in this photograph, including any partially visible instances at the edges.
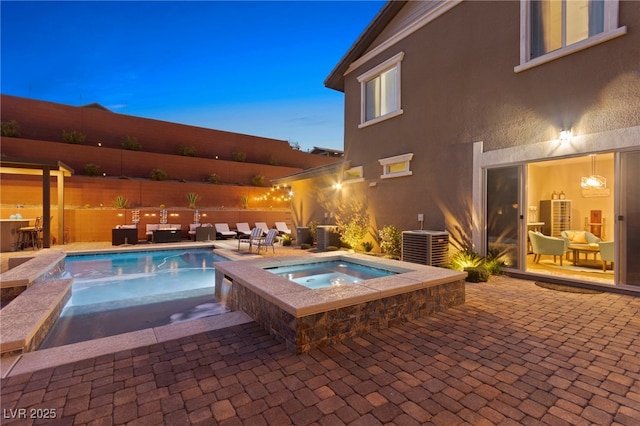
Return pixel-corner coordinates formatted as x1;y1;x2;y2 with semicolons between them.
324;1;406;92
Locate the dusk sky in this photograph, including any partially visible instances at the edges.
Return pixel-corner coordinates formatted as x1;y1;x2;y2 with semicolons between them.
1;1;385;151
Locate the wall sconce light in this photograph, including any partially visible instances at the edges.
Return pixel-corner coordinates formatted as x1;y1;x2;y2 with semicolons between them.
559;129;573;144
97;142;102;147
332;183;342;190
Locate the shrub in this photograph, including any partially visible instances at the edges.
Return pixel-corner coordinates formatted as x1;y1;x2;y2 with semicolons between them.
178;145;195;156
84;163;100;176
62;130;86;144
268;157;279;166
121;136;141;151
449;247;483;271
307;220;319;244
240;195;249;209
378;225;402;259
186;192;200;209
361;241;374;252
335;200;369;249
150;169;167;181
113;195;128;209
484;248;508;275
232;151;246;162
464;267;490;283
208;173;221;184
281;234;292;246
301;243;311;250
251;174;265;187
1;120;20;137
326;246;340;251
450;245;506;282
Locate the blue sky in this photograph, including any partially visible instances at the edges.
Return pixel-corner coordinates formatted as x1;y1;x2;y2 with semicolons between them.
1;1;385;151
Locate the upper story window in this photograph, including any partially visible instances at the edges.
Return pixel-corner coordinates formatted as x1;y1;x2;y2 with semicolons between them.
516;0;626;72
357;52;404;128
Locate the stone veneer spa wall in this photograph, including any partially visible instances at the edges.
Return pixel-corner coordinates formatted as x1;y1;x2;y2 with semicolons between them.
215;253;466;353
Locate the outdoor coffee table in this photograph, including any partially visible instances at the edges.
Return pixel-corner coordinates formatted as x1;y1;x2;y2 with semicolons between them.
568;244;600;266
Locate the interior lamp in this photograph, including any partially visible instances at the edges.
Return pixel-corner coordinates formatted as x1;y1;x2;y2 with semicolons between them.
581;155;606;189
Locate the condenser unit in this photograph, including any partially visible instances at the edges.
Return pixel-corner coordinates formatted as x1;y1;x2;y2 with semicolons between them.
401;230;449;267
316;225;340;250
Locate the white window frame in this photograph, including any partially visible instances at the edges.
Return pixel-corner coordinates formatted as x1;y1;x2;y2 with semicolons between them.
357;52;404;128
379;153;413;179
515;0;626;73
342;166;364;184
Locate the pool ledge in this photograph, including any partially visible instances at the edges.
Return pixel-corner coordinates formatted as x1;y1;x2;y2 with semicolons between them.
2;311;254;378
215;253;467;353
0;279;72;356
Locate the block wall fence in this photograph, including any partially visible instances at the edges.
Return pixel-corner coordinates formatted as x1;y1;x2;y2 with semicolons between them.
1;95;339;244
1;175;293;243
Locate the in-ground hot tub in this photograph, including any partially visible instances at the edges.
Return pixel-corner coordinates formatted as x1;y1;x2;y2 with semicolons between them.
215;252;466;353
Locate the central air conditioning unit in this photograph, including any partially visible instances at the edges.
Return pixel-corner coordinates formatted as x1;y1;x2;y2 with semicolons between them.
401;230;450;267
316;225;340;250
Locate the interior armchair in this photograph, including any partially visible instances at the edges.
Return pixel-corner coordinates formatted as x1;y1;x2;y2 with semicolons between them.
528;231;567;266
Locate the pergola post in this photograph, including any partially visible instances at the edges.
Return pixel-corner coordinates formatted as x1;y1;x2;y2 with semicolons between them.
42;167;51;248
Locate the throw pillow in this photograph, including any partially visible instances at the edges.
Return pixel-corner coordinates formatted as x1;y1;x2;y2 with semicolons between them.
573;231;588;244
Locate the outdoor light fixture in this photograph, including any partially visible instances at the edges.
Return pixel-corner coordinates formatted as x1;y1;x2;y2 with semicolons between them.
332;183;342;190
559;129;572;144
581;154;606;189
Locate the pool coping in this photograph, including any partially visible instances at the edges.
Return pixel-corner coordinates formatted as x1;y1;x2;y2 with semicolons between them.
1;311;254;378
215;252;467;317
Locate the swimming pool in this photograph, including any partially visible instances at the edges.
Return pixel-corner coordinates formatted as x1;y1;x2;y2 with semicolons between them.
39;249;228;349
266;260;397;289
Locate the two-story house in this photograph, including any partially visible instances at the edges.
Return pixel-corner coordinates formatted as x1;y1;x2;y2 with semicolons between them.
277;0;639;291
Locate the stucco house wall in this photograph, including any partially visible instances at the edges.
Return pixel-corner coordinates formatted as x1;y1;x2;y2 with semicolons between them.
335;0;639;245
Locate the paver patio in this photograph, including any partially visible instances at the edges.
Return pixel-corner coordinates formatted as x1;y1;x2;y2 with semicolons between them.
1;275;639;425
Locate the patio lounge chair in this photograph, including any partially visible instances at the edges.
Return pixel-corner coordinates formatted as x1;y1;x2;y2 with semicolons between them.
255;222;270;236
275;222;291;236
238;227;263;253
236;222;252;238
529;231;566;266
257;229;279;253
215;223;237;239
188;223;200;240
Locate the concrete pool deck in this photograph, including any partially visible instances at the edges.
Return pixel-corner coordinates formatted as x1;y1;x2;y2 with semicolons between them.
1;275;639;425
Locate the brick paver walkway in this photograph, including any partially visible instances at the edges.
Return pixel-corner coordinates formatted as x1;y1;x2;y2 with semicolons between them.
2;276;639;425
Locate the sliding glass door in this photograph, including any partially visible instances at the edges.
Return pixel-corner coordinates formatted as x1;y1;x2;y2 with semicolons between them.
620;151;640;285
486;166;521;269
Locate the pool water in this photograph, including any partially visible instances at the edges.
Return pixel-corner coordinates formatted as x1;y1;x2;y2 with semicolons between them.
266;260;398;289
40;249;228;349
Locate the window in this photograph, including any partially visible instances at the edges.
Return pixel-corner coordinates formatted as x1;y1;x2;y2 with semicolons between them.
516;0;626;72
358;52;404;127
379;153;413;179
343;166;364;184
